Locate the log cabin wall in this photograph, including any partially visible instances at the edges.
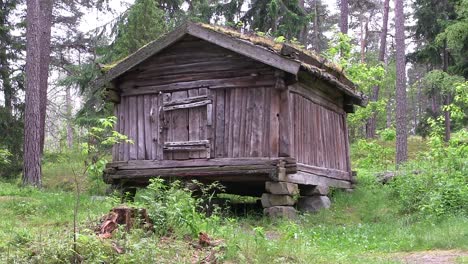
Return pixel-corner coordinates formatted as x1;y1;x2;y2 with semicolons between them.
112;36;279;161
288;83;350;174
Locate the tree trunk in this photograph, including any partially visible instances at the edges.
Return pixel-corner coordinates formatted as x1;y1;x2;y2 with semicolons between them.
442;40;451;142
395;0;408;164
298;0;308;45
66;86;74;148
39;0;53;154
359;14;368;63
313;0;321;52
0;56;12;114
366;0;390;138
0;4;13;114
23;0;43;187
340;0;348;34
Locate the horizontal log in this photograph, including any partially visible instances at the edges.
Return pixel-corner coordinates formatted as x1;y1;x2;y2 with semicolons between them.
106;157;296;170
162;100;212;111
163;94;210;106
121;76;276;96
164;146;208;151
164;140;210;147
108;165;279;181
297;163;350;180
286;171;351;189
120;69;274;89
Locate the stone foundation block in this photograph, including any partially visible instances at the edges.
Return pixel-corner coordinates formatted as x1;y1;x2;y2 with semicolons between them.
261;193;295;208
297;195;331;213
263;206;297;219
300;185;329;196
265;181;299;195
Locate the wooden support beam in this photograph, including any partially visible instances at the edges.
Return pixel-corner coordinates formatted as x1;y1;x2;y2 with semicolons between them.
297;163;350;180
106;157;297;171
286;171;351;189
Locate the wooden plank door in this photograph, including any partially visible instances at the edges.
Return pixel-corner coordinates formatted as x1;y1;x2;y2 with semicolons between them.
160;88;212;160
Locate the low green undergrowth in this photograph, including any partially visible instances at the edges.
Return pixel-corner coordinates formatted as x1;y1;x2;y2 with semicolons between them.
1;128;467;263
1;175;467;263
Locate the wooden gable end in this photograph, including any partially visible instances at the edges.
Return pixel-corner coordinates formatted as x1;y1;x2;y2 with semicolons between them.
116;35;278;95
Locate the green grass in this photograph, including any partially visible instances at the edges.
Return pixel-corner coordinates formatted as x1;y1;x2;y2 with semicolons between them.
1;134;467;263
0;179;466;263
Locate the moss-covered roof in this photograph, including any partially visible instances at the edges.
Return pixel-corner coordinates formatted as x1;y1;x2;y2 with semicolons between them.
94;22;364;105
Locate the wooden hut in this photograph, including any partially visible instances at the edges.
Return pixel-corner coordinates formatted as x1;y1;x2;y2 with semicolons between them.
95;22;366;216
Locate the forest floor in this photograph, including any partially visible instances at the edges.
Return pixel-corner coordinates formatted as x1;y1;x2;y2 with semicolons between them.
0;136;467;263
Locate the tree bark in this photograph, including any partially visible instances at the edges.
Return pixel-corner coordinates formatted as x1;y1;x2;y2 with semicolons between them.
359;14;368;63
366;0;390;138
395;0;408;164
298;0;308;45
0;1;13;114
442;40;451;142
23;0;43;187
66;85;74;148
340;0;348;34
313;0;321;52
39;0;53;154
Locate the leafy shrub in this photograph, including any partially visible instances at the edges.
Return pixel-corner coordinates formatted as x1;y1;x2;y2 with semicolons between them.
351;139;394;170
136;179;222;237
378;128;396;141
390;130;468;217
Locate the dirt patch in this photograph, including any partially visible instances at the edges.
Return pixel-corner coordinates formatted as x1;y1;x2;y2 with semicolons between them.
394;250;468;264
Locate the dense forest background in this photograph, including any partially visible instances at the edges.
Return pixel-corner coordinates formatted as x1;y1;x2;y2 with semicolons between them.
0;0;467;263
1;0;467;183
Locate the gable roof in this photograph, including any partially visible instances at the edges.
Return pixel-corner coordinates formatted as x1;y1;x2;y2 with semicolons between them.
94;22;366;106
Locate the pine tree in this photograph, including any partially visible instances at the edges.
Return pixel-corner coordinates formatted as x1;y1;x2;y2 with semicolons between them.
394;0;408;164
366;0;390;138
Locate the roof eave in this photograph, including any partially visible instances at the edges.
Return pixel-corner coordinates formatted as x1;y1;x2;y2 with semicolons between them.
299;64;367;107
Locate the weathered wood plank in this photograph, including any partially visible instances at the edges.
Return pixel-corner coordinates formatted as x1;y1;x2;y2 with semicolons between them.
232;88;241;157
170;91;189;160
137;96;146;160
154;94;163;160
162;100;211;111
289;83;344;114
164;140;209;147
143;95;152;159
163;94;209;106
263;87;271;157
152;94;167;160
285;171;351;189
214;89;225;158
250;88;262;157
121;75;276;96
188;89;201;159
238;88;247;157
244;88;254;157
128;96;138;160
118;97;126;161
113;104;120;161
279;89;291;157
112;165;277;178
108;157;297;170
121;68;274;90
343;113;352;177
224;88;231;157
199;88;208;158
297;163;350;180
